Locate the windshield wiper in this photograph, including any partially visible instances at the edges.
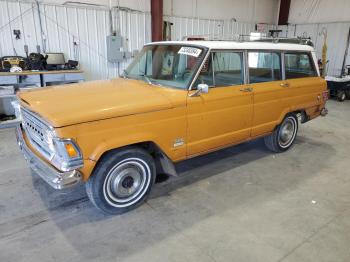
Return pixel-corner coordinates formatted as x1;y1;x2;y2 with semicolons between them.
140;75;152;85
139;74;163;87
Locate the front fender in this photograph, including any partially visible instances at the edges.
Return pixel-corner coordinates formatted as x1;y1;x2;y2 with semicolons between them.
89;133;158;161
71;110;186;175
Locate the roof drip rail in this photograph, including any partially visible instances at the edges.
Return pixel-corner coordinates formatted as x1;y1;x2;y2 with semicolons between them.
182;34;314;47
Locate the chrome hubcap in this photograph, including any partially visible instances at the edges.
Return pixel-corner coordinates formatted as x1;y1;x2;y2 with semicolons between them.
111;167;142;198
103;158;151;208
278;117;296;148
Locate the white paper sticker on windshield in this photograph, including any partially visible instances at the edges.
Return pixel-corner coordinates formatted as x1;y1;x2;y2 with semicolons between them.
178;47;202;57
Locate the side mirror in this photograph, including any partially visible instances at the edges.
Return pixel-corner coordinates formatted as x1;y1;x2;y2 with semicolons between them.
198;83;209;94
189;83;209;97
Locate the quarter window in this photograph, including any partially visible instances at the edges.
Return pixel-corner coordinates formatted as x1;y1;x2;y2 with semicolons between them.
248;52;281;83
195;51;244;87
284;53;317;79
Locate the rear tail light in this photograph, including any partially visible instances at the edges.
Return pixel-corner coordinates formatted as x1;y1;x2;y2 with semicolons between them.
322;90;329;101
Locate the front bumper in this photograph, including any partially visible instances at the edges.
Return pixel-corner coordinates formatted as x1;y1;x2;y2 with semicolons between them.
16;126;82;189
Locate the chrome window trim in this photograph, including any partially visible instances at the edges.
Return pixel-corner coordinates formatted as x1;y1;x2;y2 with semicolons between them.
191;48;317;86
189;47;211;91
281;52;286;80
283;51;318;79
246;50;283;84
211;53;216;87
190;49;246;89
243;50;248;84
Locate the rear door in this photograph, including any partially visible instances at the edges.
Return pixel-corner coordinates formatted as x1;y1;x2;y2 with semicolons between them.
248;51;287;137
282;52;324;112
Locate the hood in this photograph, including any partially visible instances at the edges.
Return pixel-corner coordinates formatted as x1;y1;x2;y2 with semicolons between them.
19;78;186;127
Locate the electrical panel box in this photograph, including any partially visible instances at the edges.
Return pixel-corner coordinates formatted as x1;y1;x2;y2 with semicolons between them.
106;35;123;63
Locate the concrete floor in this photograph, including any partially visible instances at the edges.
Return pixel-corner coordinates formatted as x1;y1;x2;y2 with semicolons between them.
0;100;350;262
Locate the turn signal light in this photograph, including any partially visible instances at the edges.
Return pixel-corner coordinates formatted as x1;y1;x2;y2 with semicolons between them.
65;143;78;158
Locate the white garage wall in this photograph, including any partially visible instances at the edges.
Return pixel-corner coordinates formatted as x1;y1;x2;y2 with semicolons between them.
164;0;279;23
18;0;279;24
0;0;152;80
1;0;276;80
11;0;342;81
289;0;350;24
278;23;350;77
164;15;225;41
277;0;350;77
164;16;277;41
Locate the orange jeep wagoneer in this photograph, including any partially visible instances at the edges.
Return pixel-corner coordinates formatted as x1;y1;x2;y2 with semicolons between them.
14;40;328;214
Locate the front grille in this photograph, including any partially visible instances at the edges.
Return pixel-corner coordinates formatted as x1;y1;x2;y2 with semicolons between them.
21;107;52;159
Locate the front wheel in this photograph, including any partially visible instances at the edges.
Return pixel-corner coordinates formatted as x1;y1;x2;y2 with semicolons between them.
264;114;299;153
86;147;156;215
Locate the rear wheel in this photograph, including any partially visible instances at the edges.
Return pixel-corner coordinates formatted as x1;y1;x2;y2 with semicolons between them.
337;90;346;102
86;147;156;215
264;114;299;153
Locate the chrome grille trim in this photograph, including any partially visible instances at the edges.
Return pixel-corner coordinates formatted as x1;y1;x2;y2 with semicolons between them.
19;106;84;172
21;107;53;159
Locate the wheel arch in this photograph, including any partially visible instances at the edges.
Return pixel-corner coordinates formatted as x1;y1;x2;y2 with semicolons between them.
87;141;177;181
276;109;308;130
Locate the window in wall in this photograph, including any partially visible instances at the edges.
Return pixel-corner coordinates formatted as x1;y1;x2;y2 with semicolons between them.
248;52;281;83
284;53;317;79
195;51;244;88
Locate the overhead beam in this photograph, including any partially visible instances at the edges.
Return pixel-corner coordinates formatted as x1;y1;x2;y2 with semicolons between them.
278;0;291;25
151;0;163;42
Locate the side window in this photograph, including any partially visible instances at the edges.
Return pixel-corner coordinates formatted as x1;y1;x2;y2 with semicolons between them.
213;52;244;86
195;51;243;88
248;52;281;83
195;54;214;87
284;53;317;79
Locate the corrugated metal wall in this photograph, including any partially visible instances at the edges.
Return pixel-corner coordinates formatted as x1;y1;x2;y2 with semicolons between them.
165;16;276;41
164;15;224;40
2;0;350;79
0;0;152;80
278;23;350;76
1;1;276;81
0;0;276;81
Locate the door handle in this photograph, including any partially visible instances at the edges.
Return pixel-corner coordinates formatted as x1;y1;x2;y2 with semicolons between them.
280;82;290;88
240;87;253;92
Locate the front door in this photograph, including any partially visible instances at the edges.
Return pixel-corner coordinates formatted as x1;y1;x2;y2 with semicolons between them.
186;51;253;156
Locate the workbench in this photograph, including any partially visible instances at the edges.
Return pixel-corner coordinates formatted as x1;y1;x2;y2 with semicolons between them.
0;70;84;87
0;70;84;129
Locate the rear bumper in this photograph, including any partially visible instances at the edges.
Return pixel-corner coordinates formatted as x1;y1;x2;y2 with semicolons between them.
15;126;82;189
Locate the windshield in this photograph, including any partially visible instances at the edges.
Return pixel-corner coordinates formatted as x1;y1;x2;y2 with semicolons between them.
124;45;206;90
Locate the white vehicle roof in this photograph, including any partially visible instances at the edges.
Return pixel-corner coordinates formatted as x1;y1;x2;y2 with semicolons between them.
149;41;315;52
